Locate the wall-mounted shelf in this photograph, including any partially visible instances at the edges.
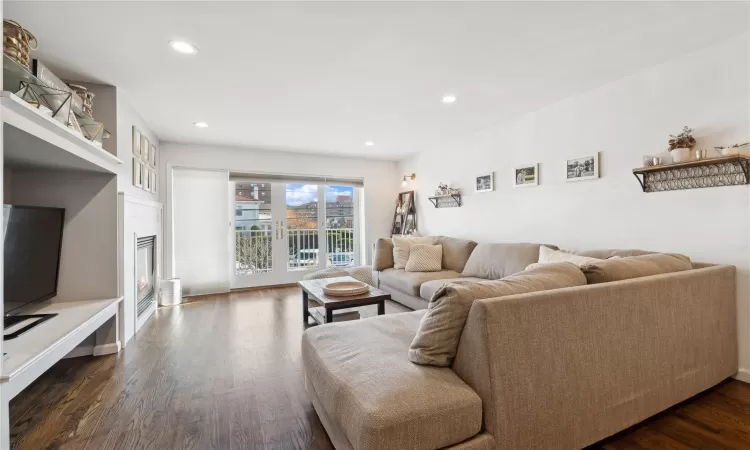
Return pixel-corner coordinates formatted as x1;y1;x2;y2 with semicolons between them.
2;92;122;174
632;156;749;192
428;194;461;208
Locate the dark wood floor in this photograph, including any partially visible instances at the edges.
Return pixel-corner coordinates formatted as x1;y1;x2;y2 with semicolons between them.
9;287;750;450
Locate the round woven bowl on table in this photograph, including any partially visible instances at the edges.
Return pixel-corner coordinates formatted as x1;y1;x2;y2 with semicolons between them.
322;281;370;297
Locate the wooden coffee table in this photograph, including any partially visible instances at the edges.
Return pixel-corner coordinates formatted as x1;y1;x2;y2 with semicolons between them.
298;276;391;325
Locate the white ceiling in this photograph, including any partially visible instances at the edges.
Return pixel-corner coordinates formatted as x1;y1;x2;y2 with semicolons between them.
6;1;749;161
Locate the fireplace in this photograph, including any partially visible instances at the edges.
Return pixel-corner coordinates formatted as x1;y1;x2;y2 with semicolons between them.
136;235;156;317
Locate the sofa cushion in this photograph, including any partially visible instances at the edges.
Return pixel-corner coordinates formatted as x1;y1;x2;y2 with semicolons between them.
373;238;395;271
410;262;587;366
435;236;478;272
420;277;486;301
379;268;461;297
581;253;692;284
406;244;443;272
526;245;603;270
393;236;435;269
302;311;483;450
461;243;555;279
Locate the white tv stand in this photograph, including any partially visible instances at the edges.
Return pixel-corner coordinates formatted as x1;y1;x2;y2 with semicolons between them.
0;297;122;448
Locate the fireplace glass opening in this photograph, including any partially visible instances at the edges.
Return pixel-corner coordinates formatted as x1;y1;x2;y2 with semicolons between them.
136;236;156;317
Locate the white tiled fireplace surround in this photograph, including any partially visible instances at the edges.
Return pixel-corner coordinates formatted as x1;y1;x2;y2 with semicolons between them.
119;193;163;346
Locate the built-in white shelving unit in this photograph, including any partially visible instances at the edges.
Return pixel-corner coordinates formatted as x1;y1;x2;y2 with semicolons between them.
1;83;123;449
1;92;122;174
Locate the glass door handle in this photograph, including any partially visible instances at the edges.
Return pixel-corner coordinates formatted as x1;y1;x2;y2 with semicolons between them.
275;221;279;240
280;221;284;239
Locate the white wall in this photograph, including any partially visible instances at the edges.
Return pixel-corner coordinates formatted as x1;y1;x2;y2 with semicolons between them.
117;91;159;202
159;143;400;277
399;33;750;376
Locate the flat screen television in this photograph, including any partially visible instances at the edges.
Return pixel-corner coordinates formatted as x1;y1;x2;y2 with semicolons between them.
3;205;65;335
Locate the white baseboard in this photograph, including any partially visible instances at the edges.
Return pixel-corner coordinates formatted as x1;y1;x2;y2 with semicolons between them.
734;368;750;384
93;341;121;356
63;345;94;359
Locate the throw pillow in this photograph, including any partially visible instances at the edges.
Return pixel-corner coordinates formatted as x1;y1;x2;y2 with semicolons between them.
525;245;603;270
409;262;587;366
392;236;434;269
405;244;443;272
581;253;692;284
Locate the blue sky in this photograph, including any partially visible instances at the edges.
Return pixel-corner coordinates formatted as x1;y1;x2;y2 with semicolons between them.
286;184;353;206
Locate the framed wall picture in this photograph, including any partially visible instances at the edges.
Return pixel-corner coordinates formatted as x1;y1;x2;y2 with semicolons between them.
565;153;600;182
150;171;157;194
514;164;539;187
141;135;150;161
150;144;157;167
475;173;494;193
132;127;141;157
143;166;151;191
132;158;143;188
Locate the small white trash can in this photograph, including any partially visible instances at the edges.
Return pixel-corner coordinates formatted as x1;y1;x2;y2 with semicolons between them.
159;278;183;306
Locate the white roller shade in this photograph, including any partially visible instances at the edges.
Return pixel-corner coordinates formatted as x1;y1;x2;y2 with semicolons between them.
172;168;230;296
229;171;364;187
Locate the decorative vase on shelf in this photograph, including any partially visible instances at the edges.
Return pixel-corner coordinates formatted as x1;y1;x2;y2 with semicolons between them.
721;147;740;156
670;148;691;163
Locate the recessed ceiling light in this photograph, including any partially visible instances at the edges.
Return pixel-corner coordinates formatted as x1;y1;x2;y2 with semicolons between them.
441;95;458;104
170;40;199;55
193;121;208;128
365;141;375;147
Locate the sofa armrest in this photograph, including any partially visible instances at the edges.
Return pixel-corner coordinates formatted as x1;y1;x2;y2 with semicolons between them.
453;265;737;450
372;238;394;271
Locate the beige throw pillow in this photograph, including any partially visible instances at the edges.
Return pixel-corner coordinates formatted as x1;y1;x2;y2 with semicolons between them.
581;253;692;284
526;245;603;270
409;262;587;366
392;236;434;269
405;244;443;272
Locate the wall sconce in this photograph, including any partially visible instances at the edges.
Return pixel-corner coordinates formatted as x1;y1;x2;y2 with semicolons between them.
401;173;416;188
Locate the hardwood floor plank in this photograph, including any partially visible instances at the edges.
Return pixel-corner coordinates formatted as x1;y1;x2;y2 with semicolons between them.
8;287;749;450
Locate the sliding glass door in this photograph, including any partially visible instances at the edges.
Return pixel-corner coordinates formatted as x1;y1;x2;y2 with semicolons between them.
231;182;359;288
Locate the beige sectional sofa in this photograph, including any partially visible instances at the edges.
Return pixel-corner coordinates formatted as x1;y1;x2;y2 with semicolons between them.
302;242;738;450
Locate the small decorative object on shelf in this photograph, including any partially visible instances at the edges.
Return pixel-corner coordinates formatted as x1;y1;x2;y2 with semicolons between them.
715;142;748;156
68;84;95;117
434;182;449;197
3;20;37;69
632;155;750;192
652;156;662;166
667;126;696;163
694;149;707;160
642;156;654;167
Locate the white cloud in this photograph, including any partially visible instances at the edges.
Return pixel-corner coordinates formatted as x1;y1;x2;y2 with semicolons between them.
285;185;354;206
285;184;318;206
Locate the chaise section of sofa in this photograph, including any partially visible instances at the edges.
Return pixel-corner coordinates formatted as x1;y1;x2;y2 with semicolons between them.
301;311;484;450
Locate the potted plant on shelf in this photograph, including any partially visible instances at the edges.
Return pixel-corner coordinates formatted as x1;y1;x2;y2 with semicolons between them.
714;142;749;156
668;126;696;163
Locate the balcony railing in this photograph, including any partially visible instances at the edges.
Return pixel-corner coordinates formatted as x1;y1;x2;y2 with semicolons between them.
235;230;273;275
235;228;355;275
